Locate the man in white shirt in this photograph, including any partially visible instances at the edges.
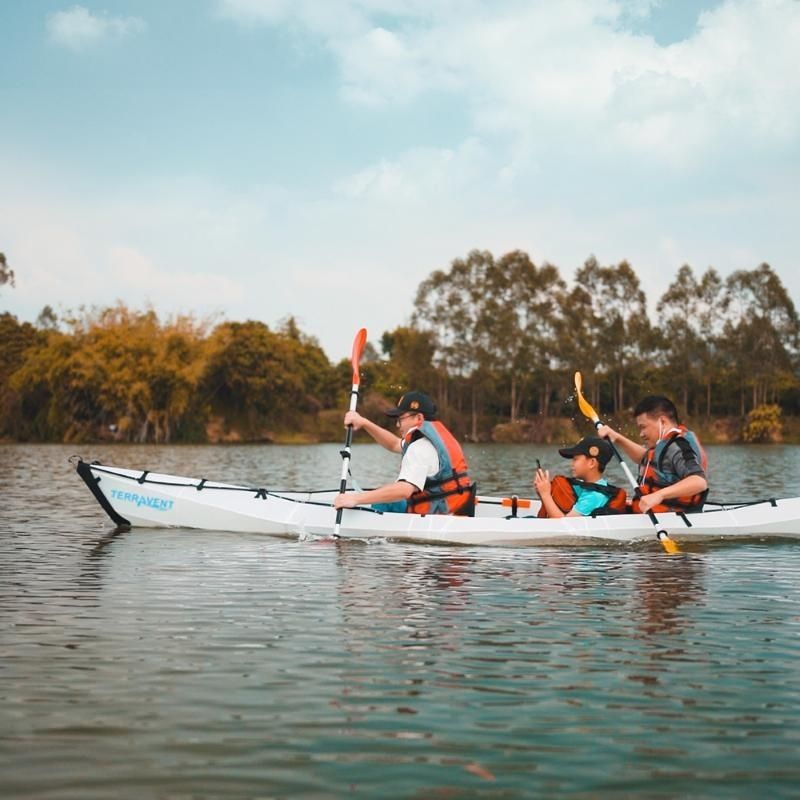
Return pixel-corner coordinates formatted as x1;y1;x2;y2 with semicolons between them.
332;391;472;515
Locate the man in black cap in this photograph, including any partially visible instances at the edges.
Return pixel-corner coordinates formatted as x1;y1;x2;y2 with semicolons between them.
534;436;626;517
597;395;707;514
333;390;473;515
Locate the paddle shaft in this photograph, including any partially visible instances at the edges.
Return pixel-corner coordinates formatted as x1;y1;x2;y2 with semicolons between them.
334;384;359;534
334;328;367;536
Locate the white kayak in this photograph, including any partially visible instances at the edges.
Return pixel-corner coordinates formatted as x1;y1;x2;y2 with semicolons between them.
74;458;800;547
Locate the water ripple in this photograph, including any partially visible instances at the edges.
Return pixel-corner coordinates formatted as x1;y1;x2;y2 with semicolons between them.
2;443;800;797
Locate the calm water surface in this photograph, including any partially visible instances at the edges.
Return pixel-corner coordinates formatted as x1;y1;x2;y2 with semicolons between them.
2;443;800;798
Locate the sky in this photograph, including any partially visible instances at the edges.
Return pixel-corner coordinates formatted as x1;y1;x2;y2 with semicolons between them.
1;0;799;361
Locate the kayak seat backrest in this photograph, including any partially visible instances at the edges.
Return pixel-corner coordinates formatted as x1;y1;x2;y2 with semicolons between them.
453;482;477;517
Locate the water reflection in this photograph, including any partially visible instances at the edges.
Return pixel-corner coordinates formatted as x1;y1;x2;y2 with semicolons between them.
632;553;707;637
333;545;477;647
76;528;129;590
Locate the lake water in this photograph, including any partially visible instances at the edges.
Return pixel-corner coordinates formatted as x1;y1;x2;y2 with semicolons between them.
2;442;800;798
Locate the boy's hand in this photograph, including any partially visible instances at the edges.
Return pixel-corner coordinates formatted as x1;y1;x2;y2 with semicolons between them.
533;468;551;498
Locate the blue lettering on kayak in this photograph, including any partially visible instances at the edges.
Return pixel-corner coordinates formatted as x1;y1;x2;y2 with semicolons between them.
110;488;174;511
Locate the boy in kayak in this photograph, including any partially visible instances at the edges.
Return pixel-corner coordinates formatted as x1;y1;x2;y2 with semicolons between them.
597;395;708;514
332;390;474;515
534;436;626;517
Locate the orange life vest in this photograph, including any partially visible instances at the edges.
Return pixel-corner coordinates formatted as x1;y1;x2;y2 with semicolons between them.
401;421;473;516
632;425;708;513
537;475;628;518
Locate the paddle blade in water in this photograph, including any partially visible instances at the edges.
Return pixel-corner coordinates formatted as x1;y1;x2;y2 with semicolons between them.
657;530;681;555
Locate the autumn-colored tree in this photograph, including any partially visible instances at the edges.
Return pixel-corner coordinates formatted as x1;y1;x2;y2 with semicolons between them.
9;327;80;440
10;304;208;442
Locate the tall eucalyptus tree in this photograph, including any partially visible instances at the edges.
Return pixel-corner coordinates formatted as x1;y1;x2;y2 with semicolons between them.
567;257;650;414
656;265;723;416
721;263;799;412
413;249;494;438
478;251;565;421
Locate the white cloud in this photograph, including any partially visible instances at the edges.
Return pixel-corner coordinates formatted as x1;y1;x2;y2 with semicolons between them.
46;5;146;51
217;0;367;37
339;27;420;106
218;0;800;170
335;137;491;201
106;246;244;309
0;179;247;328
618;0;662;20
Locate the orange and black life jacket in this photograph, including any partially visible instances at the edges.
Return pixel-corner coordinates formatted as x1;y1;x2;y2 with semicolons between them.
537;475;628;518
401;421;474;516
632;425;708;514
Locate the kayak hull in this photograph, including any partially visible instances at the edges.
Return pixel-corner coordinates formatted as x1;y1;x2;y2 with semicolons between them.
76;460;800;547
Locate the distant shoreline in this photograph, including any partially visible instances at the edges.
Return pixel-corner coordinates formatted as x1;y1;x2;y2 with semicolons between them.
3;415;799;447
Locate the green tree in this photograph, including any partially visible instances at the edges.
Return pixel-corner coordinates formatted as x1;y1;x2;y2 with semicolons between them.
376;325;439;398
720;263;800;413
478;251;565;421
0;252;14;294
567;257;650;414
656;265;723;416
200;320;336;437
36;305;59;330
0;313;43;438
413;249;495;438
277;316;339;411
555;283;605;412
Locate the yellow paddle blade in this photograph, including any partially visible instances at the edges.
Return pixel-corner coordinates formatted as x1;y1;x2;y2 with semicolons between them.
574;371;600;425
657;531;681;555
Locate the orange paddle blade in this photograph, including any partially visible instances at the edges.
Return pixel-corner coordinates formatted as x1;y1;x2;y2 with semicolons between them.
351;328;367;385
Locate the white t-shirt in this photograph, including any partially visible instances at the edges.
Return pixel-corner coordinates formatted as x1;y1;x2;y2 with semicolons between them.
397;435;440;491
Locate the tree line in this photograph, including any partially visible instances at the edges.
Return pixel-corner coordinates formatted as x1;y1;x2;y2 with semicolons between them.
1;250;798;443
409;252;799;440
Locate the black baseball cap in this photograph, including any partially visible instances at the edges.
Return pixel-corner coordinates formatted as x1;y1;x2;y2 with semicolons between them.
385;391;437;420
558;436;613;469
